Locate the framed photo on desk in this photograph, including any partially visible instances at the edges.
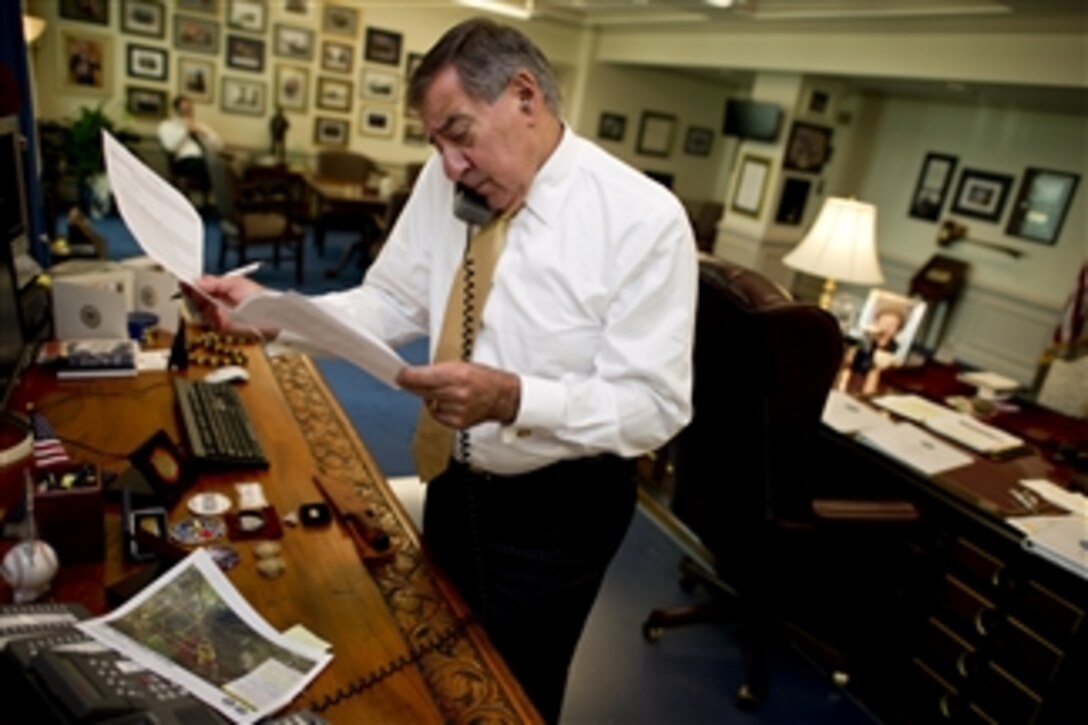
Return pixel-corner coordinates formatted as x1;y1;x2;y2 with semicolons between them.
852;289;927;366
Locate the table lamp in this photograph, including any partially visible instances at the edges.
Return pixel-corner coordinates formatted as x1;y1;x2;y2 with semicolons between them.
783;196;884;309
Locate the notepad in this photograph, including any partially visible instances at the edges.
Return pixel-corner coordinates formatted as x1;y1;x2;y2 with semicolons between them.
858;421;974;476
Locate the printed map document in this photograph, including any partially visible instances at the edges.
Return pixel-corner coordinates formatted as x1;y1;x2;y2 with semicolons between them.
78;549;331;724
102;130;407;387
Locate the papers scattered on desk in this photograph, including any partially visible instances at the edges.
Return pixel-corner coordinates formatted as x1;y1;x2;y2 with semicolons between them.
1021;478;1088;517
957;370;1020;394
1007;515;1088;580
873;394;951;423
821;390;891;435
873;393;1024;456
858;421;974;476
78;549;332;724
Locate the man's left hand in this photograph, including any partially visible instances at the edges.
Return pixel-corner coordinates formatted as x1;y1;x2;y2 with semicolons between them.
397;361;521;429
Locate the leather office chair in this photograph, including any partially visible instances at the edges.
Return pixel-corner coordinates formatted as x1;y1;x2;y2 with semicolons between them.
643;256;918;709
313;150;385;265
205;151;306;285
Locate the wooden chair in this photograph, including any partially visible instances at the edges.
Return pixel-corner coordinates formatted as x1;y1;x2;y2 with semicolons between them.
205;152;305;286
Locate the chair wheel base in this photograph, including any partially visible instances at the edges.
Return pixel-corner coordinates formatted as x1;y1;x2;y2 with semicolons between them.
735;683;763;711
642;619;663;642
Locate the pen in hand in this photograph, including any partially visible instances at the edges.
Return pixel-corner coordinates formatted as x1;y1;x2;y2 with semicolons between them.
172;262;262;299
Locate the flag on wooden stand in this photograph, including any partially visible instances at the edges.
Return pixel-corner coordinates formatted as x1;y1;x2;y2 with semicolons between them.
29;406;71;469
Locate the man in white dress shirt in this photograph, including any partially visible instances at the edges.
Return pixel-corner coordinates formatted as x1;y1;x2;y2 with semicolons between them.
195;18;696;722
157;95;221;192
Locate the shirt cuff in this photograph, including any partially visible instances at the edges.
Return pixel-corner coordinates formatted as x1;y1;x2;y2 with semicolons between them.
509;374;565;432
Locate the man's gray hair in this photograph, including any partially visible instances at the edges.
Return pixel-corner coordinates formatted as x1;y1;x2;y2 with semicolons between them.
407;18;561;115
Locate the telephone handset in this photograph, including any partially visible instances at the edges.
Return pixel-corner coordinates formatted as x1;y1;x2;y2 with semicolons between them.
454;183;494;226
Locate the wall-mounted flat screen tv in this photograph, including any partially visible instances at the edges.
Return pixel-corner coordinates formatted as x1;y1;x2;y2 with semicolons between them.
722;99;782;142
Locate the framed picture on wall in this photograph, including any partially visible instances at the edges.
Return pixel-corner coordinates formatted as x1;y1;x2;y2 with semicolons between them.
360;68;398;101
908;152;958;221
321;41;353;74
274;24;314;61
406;52;424;82
732;154;771;217
227;0;266;33
59;31;112;96
127;44;168;81
950;168;1014;221
683;126;714;157
365;28;403;66
178;56;215;104
122;1;166;39
322;5;359;37
174;15;219;54
178;0;217;13
316;77;352;111
60;0;110;25
636;111;676;157
221;76;266;116
360;105;395;137
784;121;832;173
597;112;626;142
1005;167;1080;245
275;65;309;112
226;35;265;72
775;176;812;226
404;119;427;146
126;86;168;118
314;117;349;147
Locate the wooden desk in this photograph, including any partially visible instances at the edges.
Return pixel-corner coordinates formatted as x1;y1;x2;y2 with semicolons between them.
304;175;389;277
819;362;1087;723
2;345;540;723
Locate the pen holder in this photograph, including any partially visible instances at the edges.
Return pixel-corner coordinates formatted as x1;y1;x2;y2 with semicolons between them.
33;463;106;565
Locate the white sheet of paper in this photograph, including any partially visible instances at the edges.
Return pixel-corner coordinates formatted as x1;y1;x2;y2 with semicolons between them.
859;421;974;476
233;291;406;387
872;393;952;423
821;390;892;435
102;131;203;282
1021;478;1088;517
1007;514;1088;579
924;412;1023;455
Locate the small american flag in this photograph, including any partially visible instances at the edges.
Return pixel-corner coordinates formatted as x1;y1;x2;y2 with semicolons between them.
29;406;71;469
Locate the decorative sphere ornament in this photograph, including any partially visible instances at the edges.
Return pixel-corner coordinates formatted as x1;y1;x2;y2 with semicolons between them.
2;540;59;603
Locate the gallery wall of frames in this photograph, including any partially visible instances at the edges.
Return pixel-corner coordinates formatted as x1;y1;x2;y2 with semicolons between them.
37;0;446;166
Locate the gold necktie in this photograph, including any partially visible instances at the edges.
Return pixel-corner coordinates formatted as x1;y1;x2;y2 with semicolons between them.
412;208;519;482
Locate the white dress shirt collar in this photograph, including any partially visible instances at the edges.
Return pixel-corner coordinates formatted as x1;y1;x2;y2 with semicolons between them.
521;123;578;230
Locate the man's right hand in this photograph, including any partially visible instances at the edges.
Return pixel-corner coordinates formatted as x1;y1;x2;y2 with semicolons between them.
186;275;278;337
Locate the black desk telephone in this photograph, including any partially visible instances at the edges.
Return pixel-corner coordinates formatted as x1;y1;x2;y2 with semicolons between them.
1;604;224;724
454;183;494;226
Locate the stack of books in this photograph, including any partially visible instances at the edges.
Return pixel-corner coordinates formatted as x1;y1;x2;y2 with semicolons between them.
37;339;138;379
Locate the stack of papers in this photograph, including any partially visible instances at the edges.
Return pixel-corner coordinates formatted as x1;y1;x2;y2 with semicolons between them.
873;393;1024;455
821;390;891;435
1006;479;1088;580
858;421;974;476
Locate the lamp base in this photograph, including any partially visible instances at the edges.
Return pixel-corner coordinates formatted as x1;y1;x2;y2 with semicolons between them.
817;278;838;310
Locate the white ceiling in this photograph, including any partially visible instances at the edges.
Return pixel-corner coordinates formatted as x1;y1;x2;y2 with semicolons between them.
364;1;1088;114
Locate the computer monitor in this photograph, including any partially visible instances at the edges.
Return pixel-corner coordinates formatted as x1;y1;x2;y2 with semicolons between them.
722;99;782;142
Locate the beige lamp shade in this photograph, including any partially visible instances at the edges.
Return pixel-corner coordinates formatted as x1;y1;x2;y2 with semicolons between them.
23;15;46;44
784;197;884;285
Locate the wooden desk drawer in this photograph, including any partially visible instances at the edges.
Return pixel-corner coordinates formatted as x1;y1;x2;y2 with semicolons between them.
907;659;992;724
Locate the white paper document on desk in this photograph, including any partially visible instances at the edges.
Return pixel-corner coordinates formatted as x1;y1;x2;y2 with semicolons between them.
923;412;1024;455
858;421;974;476
872;394;951;423
233;291;406;387
1007;514;1088;580
822;390;892;435
78;549;332;725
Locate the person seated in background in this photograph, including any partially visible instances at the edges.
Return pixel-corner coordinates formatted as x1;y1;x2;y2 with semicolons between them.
157;95;221;192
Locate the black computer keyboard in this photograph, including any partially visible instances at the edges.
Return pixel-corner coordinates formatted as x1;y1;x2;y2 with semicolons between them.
173;378;269;468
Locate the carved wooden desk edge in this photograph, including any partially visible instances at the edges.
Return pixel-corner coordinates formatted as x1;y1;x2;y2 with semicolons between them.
270;354;540;724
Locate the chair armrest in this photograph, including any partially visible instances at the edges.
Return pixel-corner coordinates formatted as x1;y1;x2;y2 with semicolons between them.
812;498;919;524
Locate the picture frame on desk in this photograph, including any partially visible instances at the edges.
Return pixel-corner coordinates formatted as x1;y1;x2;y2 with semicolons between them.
128;429;195;509
852;289;927;367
